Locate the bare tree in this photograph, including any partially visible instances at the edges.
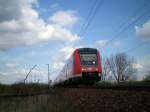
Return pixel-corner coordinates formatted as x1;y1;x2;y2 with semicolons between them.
102;58;111;81
106;53;136;83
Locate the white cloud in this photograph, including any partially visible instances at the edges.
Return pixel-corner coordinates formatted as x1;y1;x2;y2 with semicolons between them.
49;10;79;27
5;63;17;68
96;40;108;48
135;20;150;40
53;62;65;70
52;45;82;73
0;0;80;51
52;46;75;71
51;46;76;80
59;46;75;60
112;41;121;47
136;55;150;80
132;63;143;69
95;39;121;48
0;0;37;22
0;64;47;84
0;72;8;76
138;55;150;72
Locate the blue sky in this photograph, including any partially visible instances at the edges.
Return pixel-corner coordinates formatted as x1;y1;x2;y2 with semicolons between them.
0;0;150;84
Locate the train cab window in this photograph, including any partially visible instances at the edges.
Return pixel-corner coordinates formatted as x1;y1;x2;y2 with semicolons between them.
79;53;97;66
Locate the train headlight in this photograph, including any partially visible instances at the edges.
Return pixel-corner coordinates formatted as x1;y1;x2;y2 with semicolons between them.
82;68;86;71
93;61;95;64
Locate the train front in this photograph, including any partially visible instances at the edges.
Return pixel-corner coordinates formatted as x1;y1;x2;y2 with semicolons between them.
74;48;102;83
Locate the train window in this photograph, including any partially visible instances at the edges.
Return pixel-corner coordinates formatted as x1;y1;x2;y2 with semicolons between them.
73;57;75;65
79;53;97;66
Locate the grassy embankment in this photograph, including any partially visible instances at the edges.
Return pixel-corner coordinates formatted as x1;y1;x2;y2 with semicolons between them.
0;83;51;95
0;81;149;112
0;83;76;112
0;95;75;112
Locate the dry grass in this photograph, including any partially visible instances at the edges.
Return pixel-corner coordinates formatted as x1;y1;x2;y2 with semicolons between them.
0;83;50;95
0;94;76;112
0;83;76;112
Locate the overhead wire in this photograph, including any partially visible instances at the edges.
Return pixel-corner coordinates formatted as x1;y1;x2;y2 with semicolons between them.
114;0;150;34
78;0;103;37
102;1;150;48
123;41;149;53
78;0;98;36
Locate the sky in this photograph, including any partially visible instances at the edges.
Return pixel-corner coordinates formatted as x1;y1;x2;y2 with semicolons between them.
0;0;150;84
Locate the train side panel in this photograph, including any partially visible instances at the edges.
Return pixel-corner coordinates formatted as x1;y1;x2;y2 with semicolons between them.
73;50;82;76
56;54;74;83
97;50;102;79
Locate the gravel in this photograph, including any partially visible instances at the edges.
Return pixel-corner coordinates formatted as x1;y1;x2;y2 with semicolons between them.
58;88;150;112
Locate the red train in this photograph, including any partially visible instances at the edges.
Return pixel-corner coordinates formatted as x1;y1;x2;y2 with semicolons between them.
54;48;102;85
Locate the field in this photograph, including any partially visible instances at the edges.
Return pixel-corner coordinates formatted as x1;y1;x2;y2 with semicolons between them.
58;88;150;112
0;82;150;112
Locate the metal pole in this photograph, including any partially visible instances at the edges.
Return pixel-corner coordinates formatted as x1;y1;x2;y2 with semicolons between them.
47;64;50;85
24;65;37;83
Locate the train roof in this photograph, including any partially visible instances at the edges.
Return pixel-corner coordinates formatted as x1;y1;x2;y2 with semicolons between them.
77;48;97;50
74;48;98;53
